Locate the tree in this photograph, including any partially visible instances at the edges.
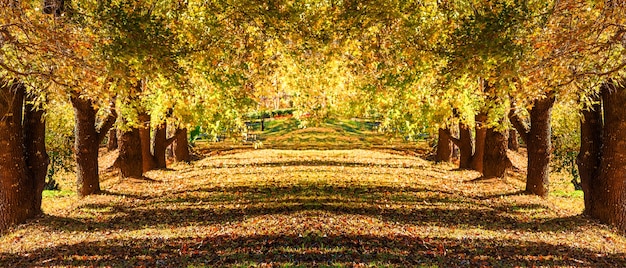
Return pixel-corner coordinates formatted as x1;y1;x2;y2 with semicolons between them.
435;128;454;162
509;94;556;196
577;82;626;231
71;93;116;196
0;81;48;230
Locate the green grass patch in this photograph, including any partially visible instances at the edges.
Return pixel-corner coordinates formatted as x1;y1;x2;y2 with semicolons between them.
551;189;584;198
42;189;75;198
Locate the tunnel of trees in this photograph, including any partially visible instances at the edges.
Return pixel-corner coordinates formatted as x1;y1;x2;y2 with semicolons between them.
1;0;626;234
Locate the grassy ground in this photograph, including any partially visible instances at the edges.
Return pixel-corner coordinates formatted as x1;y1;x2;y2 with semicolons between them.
1;120;625;267
197;118;424;152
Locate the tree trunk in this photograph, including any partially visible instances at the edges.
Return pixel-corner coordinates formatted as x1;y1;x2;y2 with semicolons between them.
471;112;487;173
138;112;156;173
107;128;117;151
153;123;167;169
71;96;101;196
451;125;460;159
174;128;190;162
117;127;143;178
508;129;519;151
483;127;509;178
23;93;49;214
596;83;626;230
458;122;474;169
0;81;32;230
525;96;555;197
577;95;603;217
435;128;453;162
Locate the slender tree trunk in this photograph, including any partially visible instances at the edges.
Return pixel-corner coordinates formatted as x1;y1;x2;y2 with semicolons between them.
525;96;555;197
508;129;519;151
483;127;509;178
107;128;117;151
577;95;603;216
138;112;156;173
0;81;31;230
471;112;487;173
596;83;626;230
153;123;167;169
23;94;49;214
435;128;453;162
71;96;101;196
174;128;190;162
458;122;474;169
118;127;143;178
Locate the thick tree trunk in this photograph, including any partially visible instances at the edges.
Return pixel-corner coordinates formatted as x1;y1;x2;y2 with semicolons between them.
577;95;603;217
70;95;116;196
118;127;143;178
483;127;509;178
23;94;49;214
508;129;519;151
174;128;190;162
107;128;117;151
153;123;167;169
138;112;156;173
596;83;626;230
435;128;453;162
0;81;32;230
71;96;101;196
525;96;555;197
471;112;487;173
458;122;474;169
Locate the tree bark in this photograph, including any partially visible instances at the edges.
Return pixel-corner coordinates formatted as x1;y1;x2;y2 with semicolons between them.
508;129;519;151
71;95;101;196
107;128;117;151
435;128;453;162
0;81;32;230
471;112;487;173
153;122;167;169
596;83;626;230
23;93;49;214
458;122;474;169
525;96;555;197
577;94;603;217
509;96;555;196
483;127;509;178
138;112;156;173
174;128;190;162
117;127;143;178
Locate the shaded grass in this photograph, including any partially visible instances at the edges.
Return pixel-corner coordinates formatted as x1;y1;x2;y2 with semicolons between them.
1;149;625;267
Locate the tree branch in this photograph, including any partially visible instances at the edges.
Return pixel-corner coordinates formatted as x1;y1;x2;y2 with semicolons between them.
96;103;117;144
165;129;182;147
508;107;530;145
441;128;462;147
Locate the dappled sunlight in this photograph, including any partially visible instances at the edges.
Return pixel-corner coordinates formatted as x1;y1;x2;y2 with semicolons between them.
1;149;625;266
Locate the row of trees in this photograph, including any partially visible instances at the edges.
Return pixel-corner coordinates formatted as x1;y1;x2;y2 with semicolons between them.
1;0;626;232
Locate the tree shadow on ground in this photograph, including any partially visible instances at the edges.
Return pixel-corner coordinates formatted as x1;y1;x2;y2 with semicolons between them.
33;183;598;236
1;232;624;267
8;156;622;267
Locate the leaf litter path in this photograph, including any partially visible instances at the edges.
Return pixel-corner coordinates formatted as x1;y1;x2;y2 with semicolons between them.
2;149;626;267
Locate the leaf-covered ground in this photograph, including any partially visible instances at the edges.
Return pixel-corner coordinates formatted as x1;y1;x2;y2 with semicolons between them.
2;149;626;267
